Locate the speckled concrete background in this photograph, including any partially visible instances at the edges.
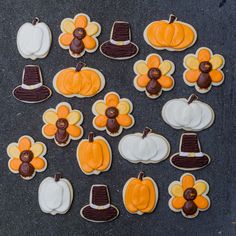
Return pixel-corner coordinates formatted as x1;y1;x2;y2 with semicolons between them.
0;0;235;235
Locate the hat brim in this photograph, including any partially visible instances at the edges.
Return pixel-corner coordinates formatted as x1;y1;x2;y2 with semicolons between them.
100;41;138;60
13;85;52;103
170;154;210;170
80;204;119;222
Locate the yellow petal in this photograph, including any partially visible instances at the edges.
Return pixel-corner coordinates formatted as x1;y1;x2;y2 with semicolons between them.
85;23;99;36
30;143;44;157
7;144;20;158
43;111;58;125
67;111;81;125
209;55;224;70
159;61;172;75
194;181;207;195
117;101;130;115
135;61;149;75
61;19;75;33
170;184;183;197
95;102;107;115
184;56;199;70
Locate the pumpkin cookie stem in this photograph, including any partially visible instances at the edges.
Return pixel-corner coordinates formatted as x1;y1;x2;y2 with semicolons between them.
187;94;198;104
32;17;39;25
54;172;62;182
142;127;152;138
75;62;86;72
88;132;94;142
138;171;145;180
169;14;177;24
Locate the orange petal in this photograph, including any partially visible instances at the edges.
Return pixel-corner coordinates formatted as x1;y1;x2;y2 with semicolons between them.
171;197;186;209
116;114;133;127
57;105;70;118
31;157;46;170
105;93;119;107
59;33;74;46
19;137;31;152
209;70;224;83
9;158;21;172
194;195;209;209
43;124;57;137
66;125;82;138
184;70;201;83
75;15;88;28
136;75;150;87
158;76;174;89
182;174;195;191
94;115;108;128
147;54;160;68
198;48;211;62
82;36;96;50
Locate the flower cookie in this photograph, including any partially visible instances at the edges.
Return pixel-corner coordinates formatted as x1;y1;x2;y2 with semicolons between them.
168;173;210;218
144;14;197;51
133;54;175;98
53;62;105;98
92;92;134;136
183;47;225;93
123;172;158;215
77;132;112;175
7;136;47;180
42;102;83;147
58;13;101;58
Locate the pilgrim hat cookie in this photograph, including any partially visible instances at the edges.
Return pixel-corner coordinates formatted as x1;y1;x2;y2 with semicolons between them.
17;17;52;60
100;21;139;60
13;65;51;103
38;173;73;215
170;133;210;170
80;184;119;222
7;135;47;180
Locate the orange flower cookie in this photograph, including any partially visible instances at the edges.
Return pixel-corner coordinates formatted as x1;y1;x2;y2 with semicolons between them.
42;102;83;147
92;92;134;136
77;132;112;175
53;62;105;98
7;136;47;180
168;173;210;218
133;54;175;98
123;172;158;215
183;47;225;93
144;14;197;51
58;13;101;58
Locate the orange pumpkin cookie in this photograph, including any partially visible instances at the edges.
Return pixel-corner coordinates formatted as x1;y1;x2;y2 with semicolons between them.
42;102;83;147
168;173;210;218
144;14;197;51
77;132;112;175
183;47;225;93
133;54;175;98
7;135;47;180
123;172;158;215
53;62;105;98
58;13;101;58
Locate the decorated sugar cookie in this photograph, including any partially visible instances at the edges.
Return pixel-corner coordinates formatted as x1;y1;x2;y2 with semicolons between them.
13;65;51;103
119;127;170;163
133;54;175;98
80;184;119;222
7;136;47;180
100;21;139;60
92;92;134;136
58;13;101;58
144;14;197;51
168;173;210;218
42;102;83;147
123;172;158;215
77;132;112;175
162;94;215;131
53;62;105;98
183;47;225;93
38;173;73;215
17;17;52;60
170;133;210;170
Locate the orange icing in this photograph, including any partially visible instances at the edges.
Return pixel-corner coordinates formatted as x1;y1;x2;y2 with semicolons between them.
194;195;209;209
75;15;87;28
172;197;186;209
9;158;21;171
209;70;223;83
30;157;46;170
185;70;201;83
43;124;57;136
116;114;132;127
198;48;211;62
182;174;194;190
94;115;108;127
59;33;74;46
158;75;174;88
57;105;70;118
66;125;81;137
19;137;31;151
105;93;119;107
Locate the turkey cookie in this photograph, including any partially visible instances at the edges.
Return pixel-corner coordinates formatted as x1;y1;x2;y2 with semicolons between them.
119;127;170;164
123;172;158;215
77;132;112;175
7;135;47;180
80;184;119;222
13;65;51;103
162;94;215;131
53;62;105;98
170;133;210;170
42;102;83;147
100;21;139;60
144;14;197;51
183;47;225;93
133;53;175;98
92;92;134;137
168;173;210;218
17;17;52;60
58;13;101;58
38;173;73;215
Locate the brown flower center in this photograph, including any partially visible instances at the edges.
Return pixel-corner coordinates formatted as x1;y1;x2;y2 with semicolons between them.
20;150;33;163
184;188;197;201
148;68;162;80
199;61;212;73
56;118;69;130
73;27;86;40
105;107;119;119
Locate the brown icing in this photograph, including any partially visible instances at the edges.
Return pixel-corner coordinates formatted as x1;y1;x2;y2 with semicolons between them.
183;200;197;216
146;68;162;95
181;134;200;152
105;107;120;133
142;127;152;138
20;150;33;163
171;156;209;168
197;61;213;89
70;38;85;54
19;162;35;178
55;118;69;144
184;188;197;201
